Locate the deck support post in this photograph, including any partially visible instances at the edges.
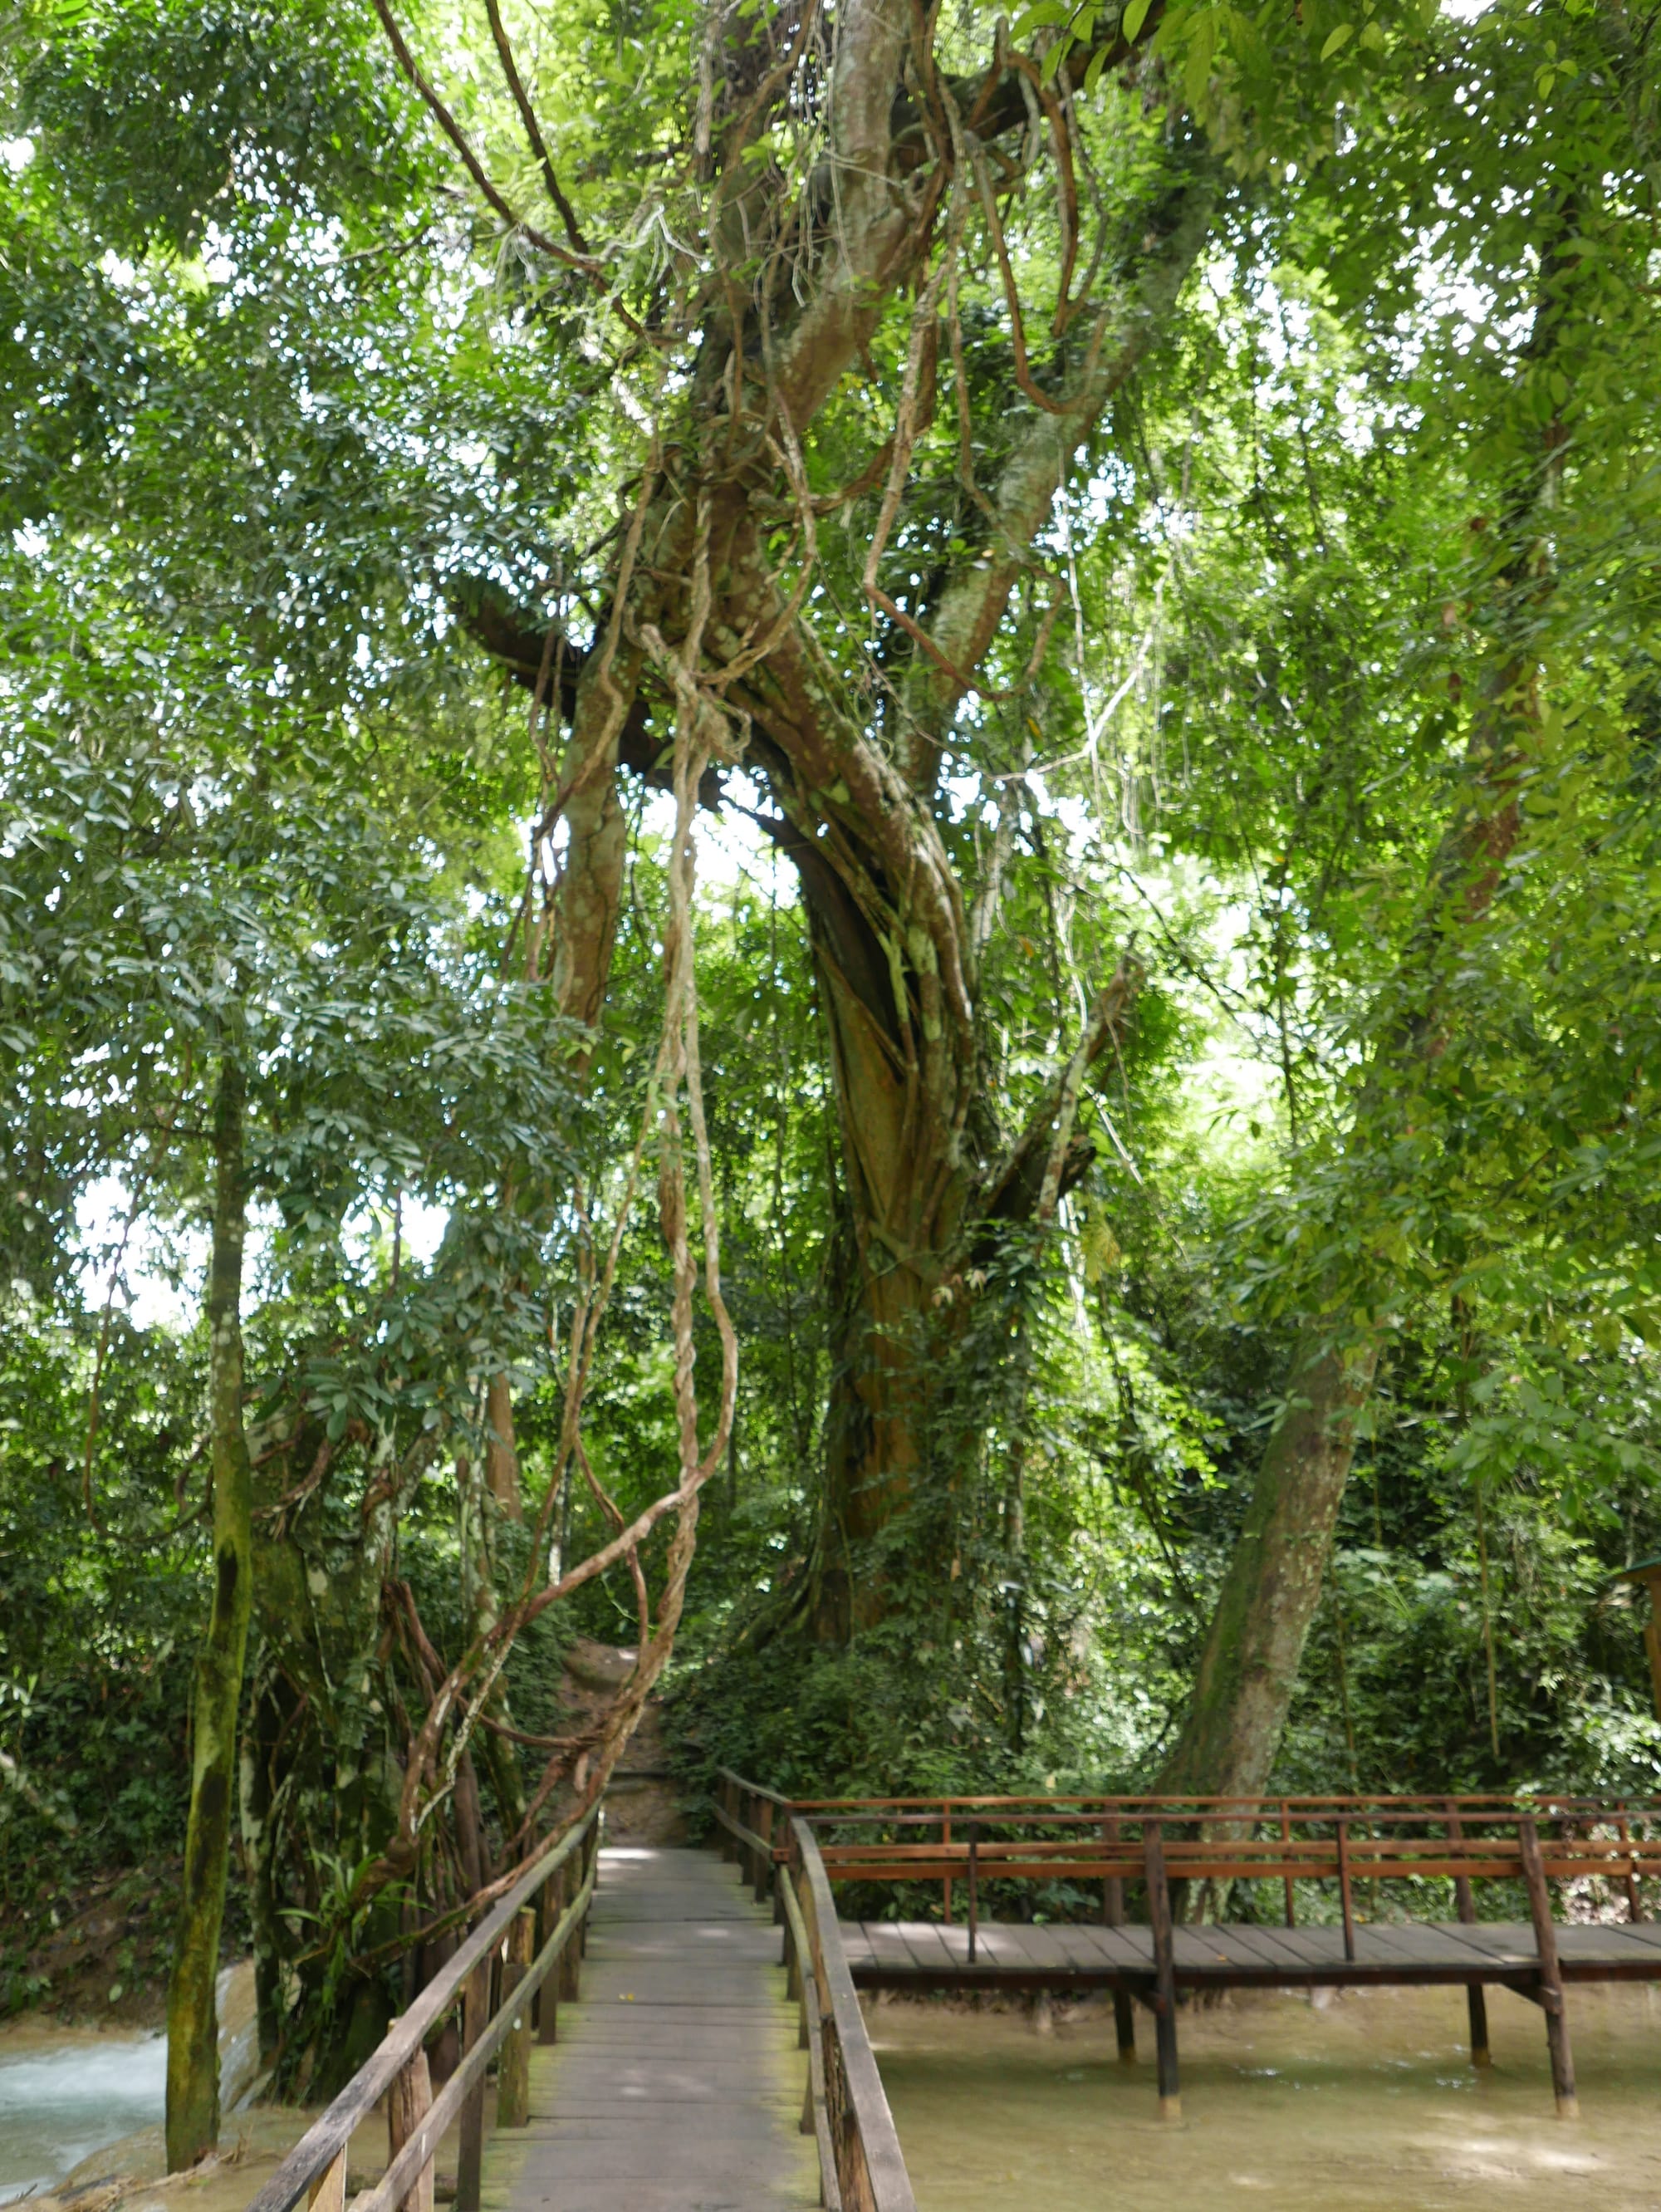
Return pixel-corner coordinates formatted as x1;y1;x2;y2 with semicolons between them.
757;1798;776;1906
1113;1989;1138;2065
967;1826;979;1966
456;1953;492;2212
1444;1802;1490;2067
1102;1817;1135;2064
388;2050;434;2212
1464;1980;1491;2070
1336;1820;1356;1962
539;1865;562;2045
1144;1820;1181;2121
1519;1817;1578;2119
497;1909;535;2128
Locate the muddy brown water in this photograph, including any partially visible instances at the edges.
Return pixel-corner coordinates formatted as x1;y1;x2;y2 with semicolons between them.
868;1982;1661;2209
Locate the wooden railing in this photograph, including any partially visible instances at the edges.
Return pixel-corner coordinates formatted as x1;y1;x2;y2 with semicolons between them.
245;1798;603;2212
715;1770;916;2212
783;1793;1661;1941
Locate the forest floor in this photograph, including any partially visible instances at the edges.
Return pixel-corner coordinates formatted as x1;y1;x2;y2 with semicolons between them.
0;1857;185;2029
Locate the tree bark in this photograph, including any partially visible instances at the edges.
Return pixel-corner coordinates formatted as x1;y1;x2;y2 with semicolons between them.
484;1371;522;1522
166;1037;254;2169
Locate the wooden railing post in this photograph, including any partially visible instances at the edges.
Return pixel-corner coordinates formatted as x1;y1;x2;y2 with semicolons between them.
306;2146;346;2212
1102;1814;1134;2066
540;1864;564;2042
942;1805;953;1924
455;1953;492;2212
1336;1818;1356;1962
497;1908;536;2128
1445;1800;1489;2067
388;2052;434;2212
1281;1801;1296;1927
967;1824;979;1966
757;1797;776;1905
1617;1811;1644;1923
1520;1817;1579;2119
1144;1819;1180;2122
561;1861;583;2002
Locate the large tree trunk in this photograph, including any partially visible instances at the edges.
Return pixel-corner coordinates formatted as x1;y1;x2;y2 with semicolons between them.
166;1038;254;2169
453;7;1211;1647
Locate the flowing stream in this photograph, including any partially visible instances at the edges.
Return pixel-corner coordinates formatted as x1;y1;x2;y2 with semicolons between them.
870;1979;1661;2210
0;2031;167;2205
0;1967;257;2205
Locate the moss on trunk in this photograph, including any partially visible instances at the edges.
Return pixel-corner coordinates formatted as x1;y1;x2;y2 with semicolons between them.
165;1040;254;2169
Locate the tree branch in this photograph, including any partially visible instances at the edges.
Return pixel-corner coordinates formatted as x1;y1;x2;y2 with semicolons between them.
370;0;604;275
977;955;1142;1232
481;0;595;258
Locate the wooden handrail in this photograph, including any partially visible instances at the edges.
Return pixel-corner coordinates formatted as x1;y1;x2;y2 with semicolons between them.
777;1847;843;2212
717;1768;915;2207
245;1799;603;2212
783;1792;1661;1815
713;1776;1657;1966
787;1816;916;2212
717;1763;793;1809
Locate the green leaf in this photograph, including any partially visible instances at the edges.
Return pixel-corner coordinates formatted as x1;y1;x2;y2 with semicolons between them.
1121;0;1154;43
1010;0;1073;30
1320;22;1353;57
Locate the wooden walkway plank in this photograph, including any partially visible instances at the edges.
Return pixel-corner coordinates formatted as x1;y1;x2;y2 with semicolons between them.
1433;1921;1541;1967
1237;1923;1345;1970
1570;1919;1661;1956
1348;1923;1458;1969
1176;1926;1282;1971
1197;1924;1301;1972
483;1846;819;2212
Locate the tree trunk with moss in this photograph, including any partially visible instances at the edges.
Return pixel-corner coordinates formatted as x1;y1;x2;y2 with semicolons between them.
166;1039;254;2169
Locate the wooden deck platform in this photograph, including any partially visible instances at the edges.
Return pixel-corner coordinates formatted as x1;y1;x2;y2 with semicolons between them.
841;1914;1661;1992
481;1846;820;2212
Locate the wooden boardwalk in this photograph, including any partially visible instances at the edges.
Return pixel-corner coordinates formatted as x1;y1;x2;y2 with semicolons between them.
841;1914;1661;1991
481;1846;821;2212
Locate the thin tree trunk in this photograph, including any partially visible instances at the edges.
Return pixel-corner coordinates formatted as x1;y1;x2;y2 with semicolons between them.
1160;1333;1379;1799
484;1371;523;1522
166;1037;254;2169
1160;199;1578;1802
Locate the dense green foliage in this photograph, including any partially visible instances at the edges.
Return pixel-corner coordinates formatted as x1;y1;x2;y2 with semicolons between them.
2;0;1659;2102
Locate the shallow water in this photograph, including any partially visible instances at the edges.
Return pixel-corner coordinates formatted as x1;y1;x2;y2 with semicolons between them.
870;1979;1661;2210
